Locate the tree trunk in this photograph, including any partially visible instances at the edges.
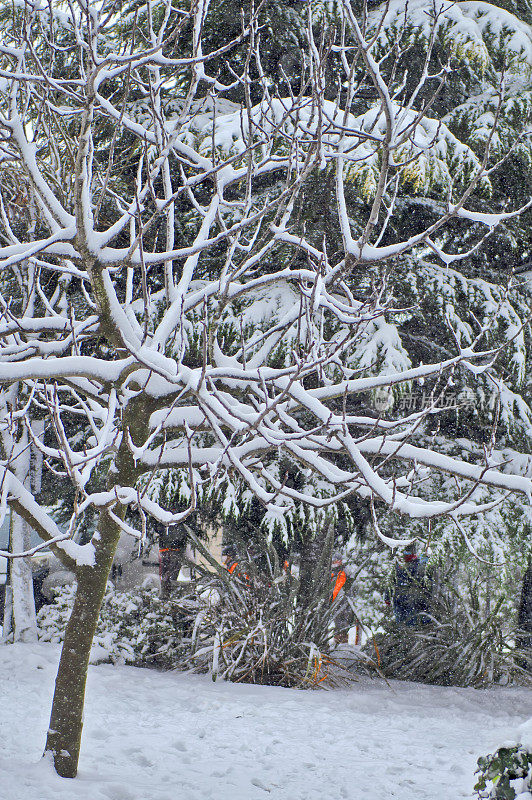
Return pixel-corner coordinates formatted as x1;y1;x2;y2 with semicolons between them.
2;583;13;642
10;515;38;642
44;509;120;778
517;557;532;667
9;424;38;642
43;395;149;778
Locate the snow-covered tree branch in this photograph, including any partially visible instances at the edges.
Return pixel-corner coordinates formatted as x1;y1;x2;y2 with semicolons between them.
1;0;531;778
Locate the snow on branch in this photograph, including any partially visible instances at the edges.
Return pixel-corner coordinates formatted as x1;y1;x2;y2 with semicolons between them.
0;467;94;569
0;0;530;563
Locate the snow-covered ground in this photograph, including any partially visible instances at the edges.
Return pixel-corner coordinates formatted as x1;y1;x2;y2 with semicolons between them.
1;643;530;800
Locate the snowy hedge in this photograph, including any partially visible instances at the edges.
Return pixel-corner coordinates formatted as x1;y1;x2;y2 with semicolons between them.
37;583;183;667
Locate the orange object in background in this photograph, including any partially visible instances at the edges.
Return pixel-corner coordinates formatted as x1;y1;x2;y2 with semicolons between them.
332;569;346;601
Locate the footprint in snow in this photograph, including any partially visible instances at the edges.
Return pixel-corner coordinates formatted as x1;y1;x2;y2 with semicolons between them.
101;784;136;800
251;777;271;792
170;739;187;751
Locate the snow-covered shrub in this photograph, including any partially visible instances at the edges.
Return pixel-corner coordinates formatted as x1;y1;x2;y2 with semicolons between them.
475;721;532;800
37;584;77;644
367;558;532;687
37;583;185;667
37;572;371;687
374;616;515;688
182;569;367;688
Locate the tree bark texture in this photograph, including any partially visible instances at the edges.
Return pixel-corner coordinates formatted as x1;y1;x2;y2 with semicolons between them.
8;425;38;641
44;509;121;778
517;559;532;646
10;515;37;642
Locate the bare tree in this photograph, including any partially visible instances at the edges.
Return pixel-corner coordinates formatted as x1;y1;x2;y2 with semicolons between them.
0;0;531;778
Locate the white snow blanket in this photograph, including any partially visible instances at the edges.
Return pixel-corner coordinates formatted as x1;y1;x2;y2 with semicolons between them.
0;643;530;800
